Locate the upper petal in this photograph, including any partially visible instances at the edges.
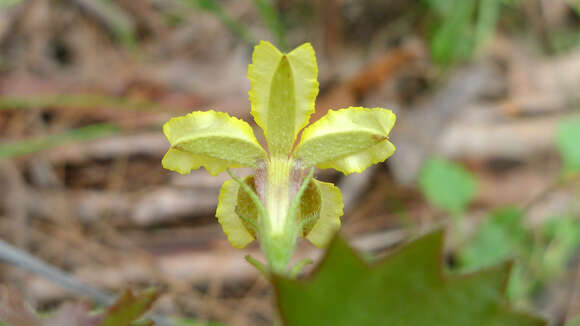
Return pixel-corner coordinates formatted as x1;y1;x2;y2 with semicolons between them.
248;41;319;157
162;110;266;175
293;107;396;175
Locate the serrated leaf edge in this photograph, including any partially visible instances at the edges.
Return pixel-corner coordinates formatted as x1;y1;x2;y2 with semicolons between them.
272;229;548;326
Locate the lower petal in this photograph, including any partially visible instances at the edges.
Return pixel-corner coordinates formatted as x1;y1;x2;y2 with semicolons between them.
305;180;344;247
216;179;256;248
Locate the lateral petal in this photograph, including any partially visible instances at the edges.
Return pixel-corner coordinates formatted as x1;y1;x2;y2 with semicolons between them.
216;179;256;248
293;107;396;175
248;41;319;156
305;180;344;247
162;110;266;176
162;149;241;176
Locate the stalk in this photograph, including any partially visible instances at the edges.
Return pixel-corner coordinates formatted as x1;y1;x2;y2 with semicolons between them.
260;157;296;274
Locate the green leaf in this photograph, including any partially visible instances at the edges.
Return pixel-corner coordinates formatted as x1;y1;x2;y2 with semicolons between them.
418;157;477;214
556;117;580;173
293;107;396;175
0;287;158;326
461;207;530;270
425;0;504;65
462;210;580;303
566;316;580;326
540;216;580;277
98;288;158;326
459;207;533;301
573;1;580;16
248;41;318;157
430;0;477;64
162;110;266;175
274;231;546;326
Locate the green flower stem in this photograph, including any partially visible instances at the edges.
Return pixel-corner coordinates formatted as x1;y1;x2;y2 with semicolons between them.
260;158;296;274
259;162;315;275
264;158;293;235
260;225;300;274
228;163;308;275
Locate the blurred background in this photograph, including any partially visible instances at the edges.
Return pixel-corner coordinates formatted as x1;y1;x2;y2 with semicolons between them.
0;0;580;325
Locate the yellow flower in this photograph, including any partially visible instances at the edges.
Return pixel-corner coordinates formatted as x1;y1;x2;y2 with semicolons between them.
162;41;396;272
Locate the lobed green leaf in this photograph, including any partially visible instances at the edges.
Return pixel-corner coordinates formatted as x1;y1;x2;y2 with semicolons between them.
274;231;547;326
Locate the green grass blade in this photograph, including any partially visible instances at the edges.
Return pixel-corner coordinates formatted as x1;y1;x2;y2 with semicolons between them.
474;0;501;50
0;0;21;8
252;0;288;50
0;124;120;159
0;94;176;111
182;0;255;45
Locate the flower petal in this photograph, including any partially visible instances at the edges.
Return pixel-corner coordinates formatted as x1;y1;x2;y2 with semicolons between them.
162;149;242;176
162;110;266;175
235;175;259;238
216;179;256;248
297;178;322;236
248;41;319;156
293;107;396;175
305;180;343;247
